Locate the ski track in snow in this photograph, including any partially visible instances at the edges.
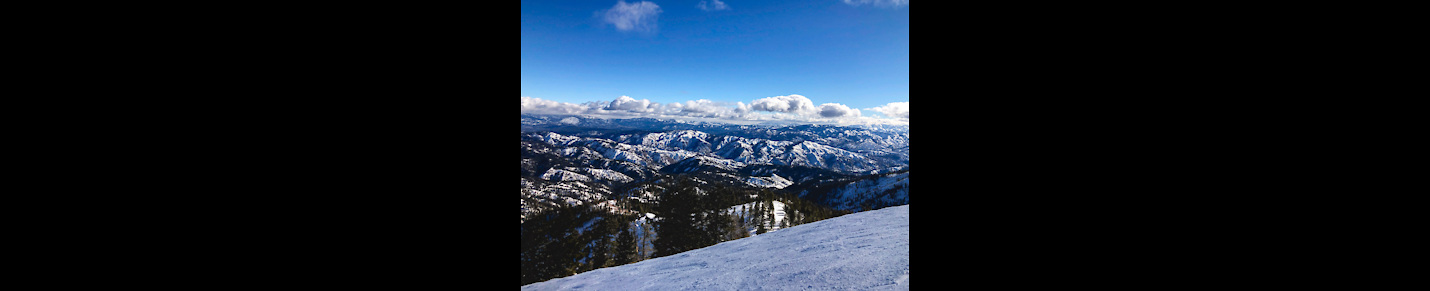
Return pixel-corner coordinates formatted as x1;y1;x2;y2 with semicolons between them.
522;205;910;291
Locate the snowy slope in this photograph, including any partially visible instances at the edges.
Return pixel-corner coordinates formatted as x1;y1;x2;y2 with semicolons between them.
637;130;713;153
522;205;910;290
824;172;910;211
660;155;747;174
540;168;591;182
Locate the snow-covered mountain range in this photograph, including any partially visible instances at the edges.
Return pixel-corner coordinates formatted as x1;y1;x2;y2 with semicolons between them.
532;130;886;173
521;114;910;222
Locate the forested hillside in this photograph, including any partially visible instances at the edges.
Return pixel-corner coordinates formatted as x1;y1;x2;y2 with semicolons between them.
520;175;848;286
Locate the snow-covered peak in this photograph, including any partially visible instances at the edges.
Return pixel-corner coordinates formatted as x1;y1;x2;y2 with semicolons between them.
639;130;713;152
540;132;580;146
584;168;634;183
646;130;707;141
663;155;747;174
540;168;591;182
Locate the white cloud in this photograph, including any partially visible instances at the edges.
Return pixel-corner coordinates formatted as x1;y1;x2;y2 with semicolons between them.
520;96;602;115
864;102;909;119
698;0;729;11
679;99;721;114
601;1;662;33
605;95;660;113
817;103;861;118
522;95;907;125
749;94;818;116
841;0;909;7
664;99;755;119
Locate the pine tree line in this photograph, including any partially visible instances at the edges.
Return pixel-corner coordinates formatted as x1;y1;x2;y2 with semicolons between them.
520;196;661;286
520;175;851;286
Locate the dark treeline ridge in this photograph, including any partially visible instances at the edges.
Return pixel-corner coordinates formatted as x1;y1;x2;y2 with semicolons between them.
520;174;850;286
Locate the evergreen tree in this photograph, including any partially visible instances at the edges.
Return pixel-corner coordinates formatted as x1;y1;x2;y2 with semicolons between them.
689;182;727;247
727;211;749;240
614;219;636;265
735;204;749;239
520;204;590;285
653;176;698;257
793;207;803;226
769;200;778;226
754;199;767;234
700;200;731;245
780;207;790;229
589;216;612;269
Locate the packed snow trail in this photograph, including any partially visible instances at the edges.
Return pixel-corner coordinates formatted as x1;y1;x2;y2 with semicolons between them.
522;205;910;290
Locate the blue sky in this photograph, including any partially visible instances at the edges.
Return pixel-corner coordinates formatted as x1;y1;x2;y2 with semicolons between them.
521;0;909;124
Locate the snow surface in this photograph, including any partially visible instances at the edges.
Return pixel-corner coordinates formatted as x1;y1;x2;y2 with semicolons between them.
522;205;910;290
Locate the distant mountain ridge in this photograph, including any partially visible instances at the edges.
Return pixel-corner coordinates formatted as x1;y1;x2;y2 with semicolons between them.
521;114;909;222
